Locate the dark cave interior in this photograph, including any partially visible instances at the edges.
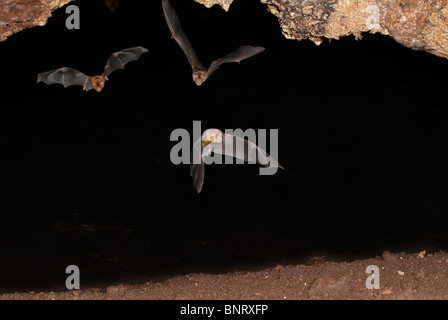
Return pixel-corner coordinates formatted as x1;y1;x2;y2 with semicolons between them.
0;0;447;293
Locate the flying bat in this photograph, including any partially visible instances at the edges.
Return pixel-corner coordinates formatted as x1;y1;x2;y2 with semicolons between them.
190;129;284;193
162;0;265;86
37;46;148;92
103;0;119;12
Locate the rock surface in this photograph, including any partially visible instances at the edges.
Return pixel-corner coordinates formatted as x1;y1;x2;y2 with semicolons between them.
0;0;73;42
2;251;448;299
195;0;448;60
1;0;447;59
194;0;234;11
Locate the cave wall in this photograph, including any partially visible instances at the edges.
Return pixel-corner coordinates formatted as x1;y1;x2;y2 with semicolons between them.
0;0;72;42
1;0;447;60
195;0;448;60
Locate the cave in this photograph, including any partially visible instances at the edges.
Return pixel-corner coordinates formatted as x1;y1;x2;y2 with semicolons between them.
0;0;448;301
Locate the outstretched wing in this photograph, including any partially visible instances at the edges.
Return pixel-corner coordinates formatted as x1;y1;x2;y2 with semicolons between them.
211;133;284;168
208;45;265;75
37;67;91;90
103;46;149;77
190;137;205;193
162;0;204;70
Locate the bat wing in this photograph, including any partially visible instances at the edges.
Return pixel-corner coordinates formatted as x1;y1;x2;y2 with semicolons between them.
37;67;91;90
162;0;205;70
103;46;149;77
208;45;265;75
213;133;284;169
190;137;206;193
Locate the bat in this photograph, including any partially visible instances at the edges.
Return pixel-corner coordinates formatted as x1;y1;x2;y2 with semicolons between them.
190;129;284;193
103;0;119;12
37;46;149;92
162;0;265;86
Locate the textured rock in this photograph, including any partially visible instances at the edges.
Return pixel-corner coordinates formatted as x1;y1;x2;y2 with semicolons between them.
194;0;448;60
194;0;234;11
0;0;73;42
1;0;447;60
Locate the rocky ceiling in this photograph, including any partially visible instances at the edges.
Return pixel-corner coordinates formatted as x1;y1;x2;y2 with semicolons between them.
1;0;447;59
0;0;72;42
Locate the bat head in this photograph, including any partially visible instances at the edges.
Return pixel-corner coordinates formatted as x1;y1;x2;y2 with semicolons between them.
192;70;208;86
201;129;222;146
89;75;106;92
104;0;119;12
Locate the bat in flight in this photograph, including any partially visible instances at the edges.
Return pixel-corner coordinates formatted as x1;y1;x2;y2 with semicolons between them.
190;129;285;193
162;0;265;86
103;0;119;12
37;46;148;92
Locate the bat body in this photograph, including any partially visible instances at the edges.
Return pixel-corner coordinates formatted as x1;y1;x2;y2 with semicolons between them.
162;0;264;86
37;46;148;92
190;129;284;193
103;0;119;12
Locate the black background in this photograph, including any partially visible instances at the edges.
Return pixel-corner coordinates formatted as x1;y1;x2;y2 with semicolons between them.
0;0;447;292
